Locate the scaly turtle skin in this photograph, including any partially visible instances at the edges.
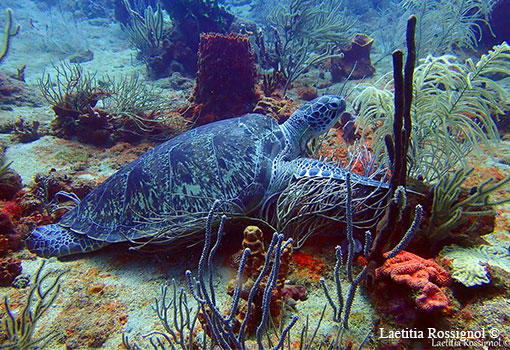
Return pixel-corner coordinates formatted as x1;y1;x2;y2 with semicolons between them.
26;95;386;258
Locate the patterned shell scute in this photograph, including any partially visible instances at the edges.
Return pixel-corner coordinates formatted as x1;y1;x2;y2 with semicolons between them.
59;114;284;242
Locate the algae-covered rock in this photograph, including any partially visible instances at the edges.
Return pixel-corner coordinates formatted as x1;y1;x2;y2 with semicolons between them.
440;244;510;287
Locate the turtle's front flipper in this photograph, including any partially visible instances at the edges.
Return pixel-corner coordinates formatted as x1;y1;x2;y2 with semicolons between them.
26;224;108;258
290;158;389;189
266;157;390;242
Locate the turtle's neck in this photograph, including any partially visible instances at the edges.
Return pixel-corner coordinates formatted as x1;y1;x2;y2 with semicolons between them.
280;110;310;159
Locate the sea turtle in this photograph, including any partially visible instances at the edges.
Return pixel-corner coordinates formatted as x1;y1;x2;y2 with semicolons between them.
26;95;387;258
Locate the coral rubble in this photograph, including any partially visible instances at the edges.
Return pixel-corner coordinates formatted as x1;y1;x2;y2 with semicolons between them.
0;210;22;257
0;160;25;260
0;74;41;110
0;162;22;201
0;256;21;286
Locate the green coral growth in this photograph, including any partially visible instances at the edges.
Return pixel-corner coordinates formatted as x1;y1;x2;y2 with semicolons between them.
269;0;354;49
354;42;510;183
122;2;168;58
1;261;67;350
400;0;497;57
440;244;510;287
425;168;510;245
0;157;14;182
38;62;170;135
37;62;100;114
267;0;355;94
99;73;169;129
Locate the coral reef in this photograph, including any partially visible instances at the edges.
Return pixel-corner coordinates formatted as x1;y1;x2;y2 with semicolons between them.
11;118;41;143
39;63;187;145
354;42;510;182
124;205;298;349
0;210;23;257
241;226;265;277
293;251;325;282
0;257;21;286
263;0;355;94
375;251;451;311
162;0;235;57
0;158;22;201
281;284;307;302
186;33;258;126
317;173;375;333
122;2;165;55
295;86;318;101
0;157;24;257
440;244;510;287
19;168;97;226
401;0;496;58
32;169;96;204
5;168;97;237
143;34;197;79
330;34;376;81
422;167;508;249
38;62;108;121
252;94;296;123
121;2;186;79
123;170;396;349
121;0;235;78
361;16;419;274
3;4;510;347
259;69;284;97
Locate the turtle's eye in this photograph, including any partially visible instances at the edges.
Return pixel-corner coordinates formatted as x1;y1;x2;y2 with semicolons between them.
328;97;343;110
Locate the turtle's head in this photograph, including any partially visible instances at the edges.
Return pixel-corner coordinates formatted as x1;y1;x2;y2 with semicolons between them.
282;95;346;151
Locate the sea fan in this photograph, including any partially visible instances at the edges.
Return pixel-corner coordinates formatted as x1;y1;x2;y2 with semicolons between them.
354;42;510;182
400;0;499;57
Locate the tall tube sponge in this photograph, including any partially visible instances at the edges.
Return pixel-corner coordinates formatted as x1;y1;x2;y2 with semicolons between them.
0;9;20;65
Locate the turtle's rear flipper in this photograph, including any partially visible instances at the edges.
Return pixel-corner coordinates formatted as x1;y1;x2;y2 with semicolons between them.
26;224;108;258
